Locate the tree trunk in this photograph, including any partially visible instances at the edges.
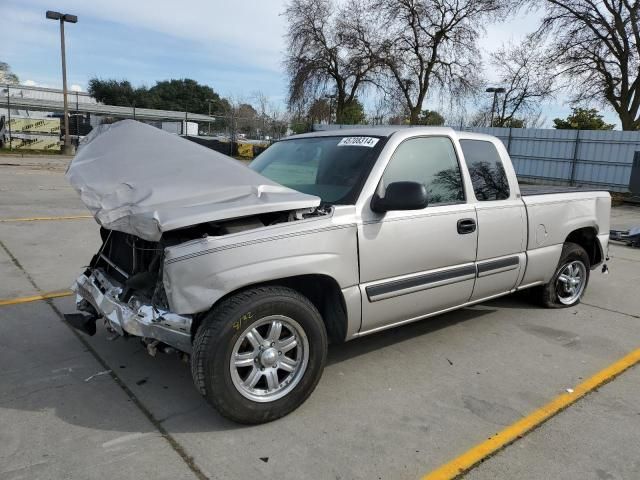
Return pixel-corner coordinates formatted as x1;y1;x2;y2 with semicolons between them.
409;106;421;125
334;92;347;125
619;112;640;131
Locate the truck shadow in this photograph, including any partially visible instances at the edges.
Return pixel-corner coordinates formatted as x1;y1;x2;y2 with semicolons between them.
327;291;542;366
327;305;496;366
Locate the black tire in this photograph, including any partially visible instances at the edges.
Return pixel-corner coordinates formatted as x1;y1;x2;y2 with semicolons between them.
539;242;590;308
191;286;327;424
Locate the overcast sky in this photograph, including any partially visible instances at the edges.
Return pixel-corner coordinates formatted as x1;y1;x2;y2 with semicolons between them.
3;0;620;127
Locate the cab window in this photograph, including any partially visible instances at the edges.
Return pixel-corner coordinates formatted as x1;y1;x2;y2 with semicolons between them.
381;136;464;205
460;139;510;201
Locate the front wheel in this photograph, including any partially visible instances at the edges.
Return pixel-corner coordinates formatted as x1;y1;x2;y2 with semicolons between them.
191;286;327;424
539;242;590;308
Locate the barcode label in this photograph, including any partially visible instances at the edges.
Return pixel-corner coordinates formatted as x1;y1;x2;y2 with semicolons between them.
337;137;379;147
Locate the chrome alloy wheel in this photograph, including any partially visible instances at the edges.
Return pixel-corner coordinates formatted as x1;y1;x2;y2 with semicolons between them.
230;315;309;402
555;260;587;305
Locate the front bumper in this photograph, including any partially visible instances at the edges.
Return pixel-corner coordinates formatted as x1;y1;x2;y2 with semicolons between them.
72;269;193;353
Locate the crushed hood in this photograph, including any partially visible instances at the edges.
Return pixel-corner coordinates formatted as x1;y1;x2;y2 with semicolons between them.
66;120;320;241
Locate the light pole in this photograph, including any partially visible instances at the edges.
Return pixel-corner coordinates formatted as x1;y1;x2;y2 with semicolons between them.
207;99;215;135
46;10;77;155
486;87;505;127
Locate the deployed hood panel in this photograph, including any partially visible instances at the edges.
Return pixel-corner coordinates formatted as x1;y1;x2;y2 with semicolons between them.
66;120;320;241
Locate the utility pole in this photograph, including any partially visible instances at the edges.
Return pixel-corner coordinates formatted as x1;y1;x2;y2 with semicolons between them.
75;90;79;136
486;87;505;127
6;86;12;150
207;99;215;135
46;10;77;155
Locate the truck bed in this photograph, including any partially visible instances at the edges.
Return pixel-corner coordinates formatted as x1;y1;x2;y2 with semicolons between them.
520;185;606;196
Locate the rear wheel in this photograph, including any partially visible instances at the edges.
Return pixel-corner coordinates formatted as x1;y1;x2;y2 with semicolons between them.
539;242;590;308
191;286;327;424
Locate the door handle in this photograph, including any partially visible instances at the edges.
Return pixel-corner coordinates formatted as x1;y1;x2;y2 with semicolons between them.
457;218;476;234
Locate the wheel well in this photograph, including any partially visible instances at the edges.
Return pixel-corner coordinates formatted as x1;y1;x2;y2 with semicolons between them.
565;227;602;266
192;274;349;343
277;275;348;343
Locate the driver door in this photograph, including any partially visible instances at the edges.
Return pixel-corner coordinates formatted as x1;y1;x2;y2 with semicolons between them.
358;136;477;334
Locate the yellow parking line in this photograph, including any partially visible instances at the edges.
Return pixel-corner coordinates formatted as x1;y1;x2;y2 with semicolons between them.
0;290;73;306
422;347;640;480
0;215;92;223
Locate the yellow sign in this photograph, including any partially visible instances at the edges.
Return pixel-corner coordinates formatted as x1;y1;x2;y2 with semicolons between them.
237;143;254;158
8;118;61;135
12;137;61;151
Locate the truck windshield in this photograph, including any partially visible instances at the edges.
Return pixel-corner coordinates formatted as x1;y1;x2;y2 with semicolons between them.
249;136;384;205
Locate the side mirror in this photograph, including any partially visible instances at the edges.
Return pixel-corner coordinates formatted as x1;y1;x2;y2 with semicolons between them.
371;181;428;213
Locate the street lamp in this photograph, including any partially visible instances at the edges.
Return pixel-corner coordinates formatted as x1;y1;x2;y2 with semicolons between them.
206;99;216;135
486;87;505;127
46;10;77;155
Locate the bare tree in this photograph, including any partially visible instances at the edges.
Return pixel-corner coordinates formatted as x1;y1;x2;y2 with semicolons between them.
366;95;395;124
468;107;545;128
487;37;556;127
371;0;518;124
252;90;276;139
469;110;492;127
535;0;640;130
252;91;270;118
284;0;378;123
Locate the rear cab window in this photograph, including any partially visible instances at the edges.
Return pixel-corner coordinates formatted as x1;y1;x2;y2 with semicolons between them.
459;139;510;201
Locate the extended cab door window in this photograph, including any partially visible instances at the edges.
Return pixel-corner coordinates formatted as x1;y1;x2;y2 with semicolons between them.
382;136;464;205
459;140;510;201
459;139;526;301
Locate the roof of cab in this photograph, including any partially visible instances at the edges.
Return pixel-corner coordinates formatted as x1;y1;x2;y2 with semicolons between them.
455;130;502;143
288;126;502;144
288;126;458;139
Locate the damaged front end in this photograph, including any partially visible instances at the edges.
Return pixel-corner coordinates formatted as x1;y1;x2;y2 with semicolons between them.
64;120;324;353
69;229;192;353
68;205;331;353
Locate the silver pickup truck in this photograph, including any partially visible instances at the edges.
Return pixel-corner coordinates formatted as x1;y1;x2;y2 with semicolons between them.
66;120;610;424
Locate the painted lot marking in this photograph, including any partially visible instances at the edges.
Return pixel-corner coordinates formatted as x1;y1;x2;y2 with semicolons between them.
422;347;640;480
0;290;73;306
0;215;92;223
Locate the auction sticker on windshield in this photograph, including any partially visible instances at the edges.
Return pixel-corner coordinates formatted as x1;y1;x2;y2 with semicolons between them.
337;137;379;147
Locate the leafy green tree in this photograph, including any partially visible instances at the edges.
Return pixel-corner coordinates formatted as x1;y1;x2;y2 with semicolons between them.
416;110;445;126
147;79;228;114
88;77;229;114
553;108;615;131
0;62;19;84
340;98;366;124
88;79;149;107
290;120;311;134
